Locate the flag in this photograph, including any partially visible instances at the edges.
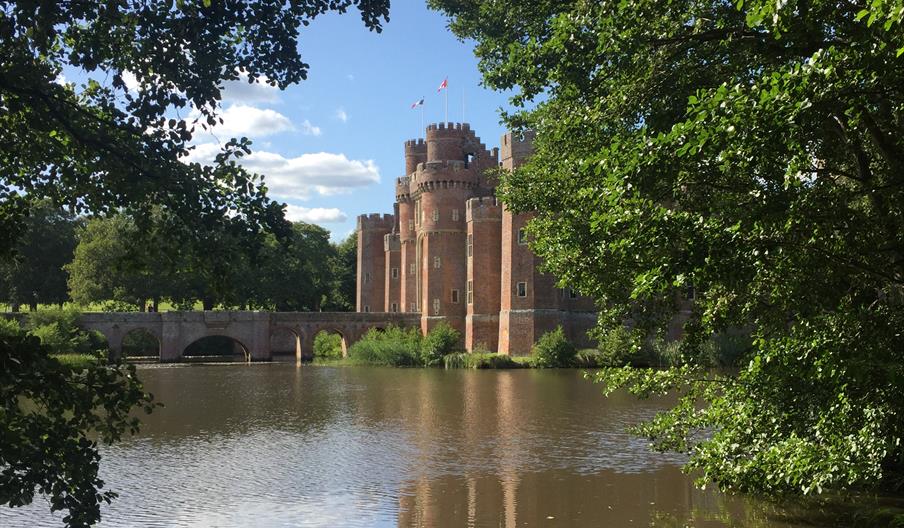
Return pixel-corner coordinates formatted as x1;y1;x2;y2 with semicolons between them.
411;98;424;109
437;78;447;92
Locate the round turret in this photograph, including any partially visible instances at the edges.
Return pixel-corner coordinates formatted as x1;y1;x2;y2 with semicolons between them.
404;139;427;176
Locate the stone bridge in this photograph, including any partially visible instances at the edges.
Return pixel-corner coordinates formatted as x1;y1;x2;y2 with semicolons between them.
74;311;420;362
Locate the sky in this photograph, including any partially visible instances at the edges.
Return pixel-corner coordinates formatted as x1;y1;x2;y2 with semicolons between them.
179;2;518;241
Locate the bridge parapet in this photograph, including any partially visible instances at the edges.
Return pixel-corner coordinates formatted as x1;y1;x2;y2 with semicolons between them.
2;311;422;363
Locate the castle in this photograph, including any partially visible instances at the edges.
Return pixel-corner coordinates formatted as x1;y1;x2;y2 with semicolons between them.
356;123;596;355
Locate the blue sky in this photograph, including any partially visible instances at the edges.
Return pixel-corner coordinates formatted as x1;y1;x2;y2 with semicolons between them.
178;2;517;241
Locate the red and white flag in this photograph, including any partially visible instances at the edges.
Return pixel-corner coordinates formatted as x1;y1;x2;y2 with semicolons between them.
437;78;447;92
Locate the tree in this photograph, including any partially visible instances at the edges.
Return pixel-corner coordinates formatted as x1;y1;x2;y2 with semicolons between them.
66;215;170;311
1;2;391;525
0;200;79;310
322;232;357;311
432;0;904;496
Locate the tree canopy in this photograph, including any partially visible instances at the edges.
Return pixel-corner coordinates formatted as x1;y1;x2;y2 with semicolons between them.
0;200;78;310
1;1;390;525
0;0;389;253
432;0;904;495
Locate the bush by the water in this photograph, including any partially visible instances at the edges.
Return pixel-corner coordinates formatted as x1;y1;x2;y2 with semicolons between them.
419;322;461;366
531;326;577;367
26;309;108;359
443;352;522;369
313;331;344;359
348;325;422;366
595;325;753;367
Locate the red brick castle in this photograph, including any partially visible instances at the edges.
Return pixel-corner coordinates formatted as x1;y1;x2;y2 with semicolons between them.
356;123;596;355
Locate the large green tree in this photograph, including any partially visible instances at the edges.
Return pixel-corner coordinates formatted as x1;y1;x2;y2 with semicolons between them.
0;200;79;310
322;232;357;311
0;2;390;526
432;0;904;496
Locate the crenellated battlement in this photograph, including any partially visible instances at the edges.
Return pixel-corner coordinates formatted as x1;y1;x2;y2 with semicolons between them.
357;213;395;231
466;196;502;222
404;138;427;149
500;130;536;169
417;159;470;173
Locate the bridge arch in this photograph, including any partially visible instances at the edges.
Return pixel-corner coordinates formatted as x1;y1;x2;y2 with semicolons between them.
270;325;304;363
311;327;349;358
183;335;251;362
120;327;161;362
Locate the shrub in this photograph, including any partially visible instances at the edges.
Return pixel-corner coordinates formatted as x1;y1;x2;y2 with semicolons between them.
531;326;577;368
348;325;421;366
0;317;22;337
26;308;108;358
596;325;646;366
313;331;343;359
420;322;461;366
573;349;605;368
442;352;522;369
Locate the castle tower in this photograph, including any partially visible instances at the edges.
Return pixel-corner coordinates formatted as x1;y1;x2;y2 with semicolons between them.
412;123;498;336
398;139;426;313
497;131;565;355
465;196;502;351
356;213;393;312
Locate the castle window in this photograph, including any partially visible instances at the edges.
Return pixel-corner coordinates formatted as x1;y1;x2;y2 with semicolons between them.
467;234;473;257
433;298;440;315
410;302;417;312
408;219;414;231
517;228;528;245
451;289;460;304
517;282;527;297
467;281;473;304
391;267;399;279
364;272;371;283
432;209;439;222
434;256;441;269
409;263;416;275
391;303;398;313
364;305;371;313
452;209;459;221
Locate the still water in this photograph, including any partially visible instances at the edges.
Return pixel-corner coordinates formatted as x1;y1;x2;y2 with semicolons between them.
4;364;809;527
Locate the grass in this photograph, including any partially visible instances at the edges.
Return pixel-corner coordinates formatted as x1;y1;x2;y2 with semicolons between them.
51;353;100;368
442;352;531;369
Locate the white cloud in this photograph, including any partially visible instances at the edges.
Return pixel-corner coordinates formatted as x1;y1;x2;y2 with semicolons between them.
190;104;294;139
182;144;380;200
122;70;140;92
335;107;349;123
284;205;348;223
299;119;322;136
221;71;281;104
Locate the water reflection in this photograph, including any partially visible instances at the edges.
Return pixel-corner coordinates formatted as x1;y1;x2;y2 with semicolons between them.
2;365;808;527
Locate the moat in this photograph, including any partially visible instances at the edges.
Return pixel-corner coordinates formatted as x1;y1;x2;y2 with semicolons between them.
4;365;811;527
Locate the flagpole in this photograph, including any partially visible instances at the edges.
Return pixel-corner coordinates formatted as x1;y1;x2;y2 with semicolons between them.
420;103;424;136
462;88;465;124
444;87;448;123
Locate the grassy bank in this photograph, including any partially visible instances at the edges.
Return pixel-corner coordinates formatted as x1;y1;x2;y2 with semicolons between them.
50;353;100;368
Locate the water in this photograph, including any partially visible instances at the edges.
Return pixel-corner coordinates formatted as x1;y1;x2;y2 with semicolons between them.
3;364;808;527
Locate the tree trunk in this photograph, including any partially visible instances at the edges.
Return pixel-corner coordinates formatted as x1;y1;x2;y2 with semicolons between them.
152;298;159;312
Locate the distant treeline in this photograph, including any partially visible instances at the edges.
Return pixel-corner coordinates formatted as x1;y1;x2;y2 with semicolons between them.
0;200;356;312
